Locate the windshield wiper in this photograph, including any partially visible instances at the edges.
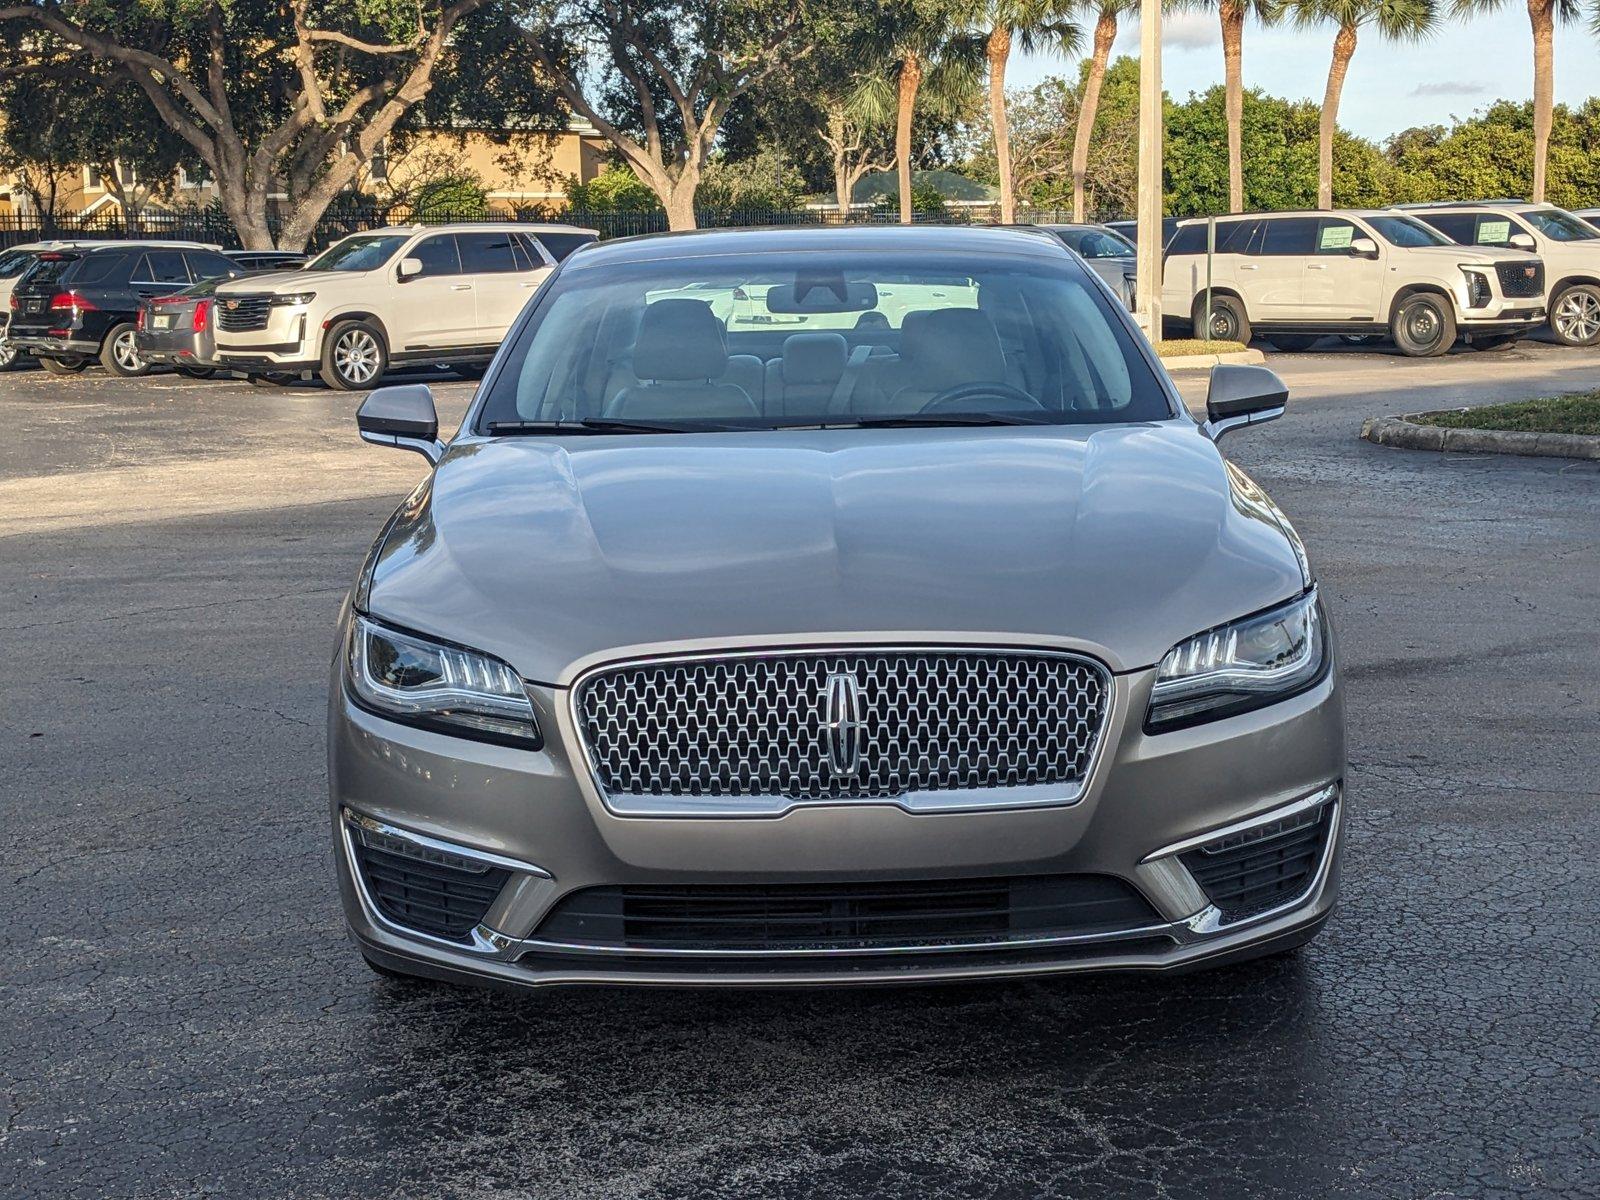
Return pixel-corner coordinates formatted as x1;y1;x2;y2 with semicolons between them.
844;412;1055;429
487;417;735;436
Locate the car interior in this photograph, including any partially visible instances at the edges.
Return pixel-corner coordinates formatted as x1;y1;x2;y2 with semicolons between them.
495;263;1167;427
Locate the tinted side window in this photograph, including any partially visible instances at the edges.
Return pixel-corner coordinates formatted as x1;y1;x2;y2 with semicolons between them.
457;232;520;274
1167;221;1255;256
1472;214;1521;246
1258;218;1318;256
184;251;241;281
1422;213;1474;243
1314;219;1360;254
510;235;546;271
136;251;190;283
1167;225;1206;255
69;254;127;285
411;235;461;277
532;232;596;262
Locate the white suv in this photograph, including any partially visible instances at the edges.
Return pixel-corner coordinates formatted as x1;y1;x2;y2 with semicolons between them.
212;223;597;389
1401;202;1600;347
1161;210;1547;356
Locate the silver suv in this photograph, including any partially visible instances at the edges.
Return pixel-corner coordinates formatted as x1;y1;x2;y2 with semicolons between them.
1162;209;1547;355
212;222;596;389
1401;202;1600;347
332;226;1345;992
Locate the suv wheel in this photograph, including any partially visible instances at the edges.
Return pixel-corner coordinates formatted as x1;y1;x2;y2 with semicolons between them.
1391;294;1455;358
1193;295;1250;344
1549;284;1600;346
39;355;89;375
102;323;151;377
0;339;19;371
321;320;387;391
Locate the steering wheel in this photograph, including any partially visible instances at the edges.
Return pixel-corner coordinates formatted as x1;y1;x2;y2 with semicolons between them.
920;381;1044;413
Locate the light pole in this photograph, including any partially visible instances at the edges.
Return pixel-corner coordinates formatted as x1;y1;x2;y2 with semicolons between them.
1134;0;1163;344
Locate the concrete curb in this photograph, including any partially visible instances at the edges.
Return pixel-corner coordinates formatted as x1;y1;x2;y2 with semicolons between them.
1158;348;1267;372
1361;413;1600;461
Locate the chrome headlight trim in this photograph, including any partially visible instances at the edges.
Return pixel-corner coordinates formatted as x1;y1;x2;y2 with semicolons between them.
1145;588;1329;732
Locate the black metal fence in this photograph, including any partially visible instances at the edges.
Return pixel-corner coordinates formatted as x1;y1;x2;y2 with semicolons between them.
0;202;1093;251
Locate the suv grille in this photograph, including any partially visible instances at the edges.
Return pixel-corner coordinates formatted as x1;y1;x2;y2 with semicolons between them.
1181;801;1334;922
574;650;1109;808
534;874;1161;952
215;294;272;332
352;842;509;941
1496;260;1544;299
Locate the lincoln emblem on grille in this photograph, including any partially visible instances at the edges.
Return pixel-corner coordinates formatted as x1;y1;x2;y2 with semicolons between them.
821;672;866;778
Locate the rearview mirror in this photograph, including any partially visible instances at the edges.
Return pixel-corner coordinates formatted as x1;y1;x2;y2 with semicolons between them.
1349;236;1379;258
397;256;423;281
1508;232;1536;251
357;384;444;464
1202;364;1288;442
764;277;879;314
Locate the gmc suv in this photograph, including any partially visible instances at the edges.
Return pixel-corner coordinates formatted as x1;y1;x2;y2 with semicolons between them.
1162;209;1546;356
211;223;597;390
1401;202;1600;347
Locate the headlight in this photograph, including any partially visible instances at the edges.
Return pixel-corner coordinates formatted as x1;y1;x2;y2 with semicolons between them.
345;614;541;748
1459;268;1491;309
1146;590;1327;732
270;292;317;306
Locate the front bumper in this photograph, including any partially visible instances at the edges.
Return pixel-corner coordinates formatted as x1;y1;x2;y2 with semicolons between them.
1458;307;1546;335
213;304;317;370
329;623;1346;990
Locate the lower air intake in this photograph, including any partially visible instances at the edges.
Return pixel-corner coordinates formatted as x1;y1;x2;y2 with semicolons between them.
1181;800;1335;923
353;842;509;942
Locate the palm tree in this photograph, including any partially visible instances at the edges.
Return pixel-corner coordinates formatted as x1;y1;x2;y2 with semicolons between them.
1070;0;1138;222
1189;0;1277;212
885;0;984;223
1452;0;1580;202
1280;0;1436;209
978;2;1082;223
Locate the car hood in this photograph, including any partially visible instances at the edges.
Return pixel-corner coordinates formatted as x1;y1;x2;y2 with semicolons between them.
216;268;354;293
366;423;1308;683
1402;243;1536;266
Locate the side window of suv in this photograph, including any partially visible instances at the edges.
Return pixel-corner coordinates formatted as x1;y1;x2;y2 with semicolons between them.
184;251;241;282
135;251;190;284
1423;213;1475;243
530;231;596;262
1166;219;1256;256
1314;219;1360;254
1258;218;1319;256
457;232;521;274
411;235;461;277
1472;214;1521;246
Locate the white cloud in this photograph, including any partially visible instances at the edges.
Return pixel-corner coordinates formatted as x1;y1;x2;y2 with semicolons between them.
1409;81;1490;98
1113;12;1220;55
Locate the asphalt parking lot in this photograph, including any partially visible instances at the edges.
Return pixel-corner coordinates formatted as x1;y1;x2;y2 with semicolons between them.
3;341;1598;1199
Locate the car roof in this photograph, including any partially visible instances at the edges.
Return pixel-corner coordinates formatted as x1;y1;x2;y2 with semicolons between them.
336;222;600;238
562;224;1076;271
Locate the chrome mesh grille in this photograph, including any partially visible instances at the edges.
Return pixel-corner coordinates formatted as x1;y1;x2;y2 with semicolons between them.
574;650;1109;806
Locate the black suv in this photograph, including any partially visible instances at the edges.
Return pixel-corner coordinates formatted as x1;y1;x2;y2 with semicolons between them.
7;244;243;376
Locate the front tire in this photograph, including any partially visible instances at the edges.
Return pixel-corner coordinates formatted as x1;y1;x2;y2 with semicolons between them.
1549;283;1600;347
39;354;89;375
320;320;388;391
1193;294;1250;345
0;339;20;371
1391;293;1456;358
101;323;152;377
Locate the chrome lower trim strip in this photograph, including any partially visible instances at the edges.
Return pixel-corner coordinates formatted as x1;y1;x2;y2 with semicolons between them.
1139;783;1339;864
342;807;552;878
565;643;1116;819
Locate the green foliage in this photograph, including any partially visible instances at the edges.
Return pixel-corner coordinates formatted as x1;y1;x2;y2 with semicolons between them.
698;148;807;209
1385;99;1600;207
565;167;664;212
411;172;489;216
1413;392;1600;435
871;179;952;215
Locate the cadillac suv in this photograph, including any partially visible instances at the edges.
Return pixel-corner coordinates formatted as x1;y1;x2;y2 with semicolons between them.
1162;209;1546;355
332;226;1345;990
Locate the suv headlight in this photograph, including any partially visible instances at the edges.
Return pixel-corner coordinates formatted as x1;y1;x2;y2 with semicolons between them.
345;614;542;748
1459;267;1492;309
270;292;317;306
1146;590;1327;732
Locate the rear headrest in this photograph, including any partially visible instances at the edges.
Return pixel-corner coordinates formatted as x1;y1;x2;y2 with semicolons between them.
900;308;1006;387
633;298;728;381
781;333;847;384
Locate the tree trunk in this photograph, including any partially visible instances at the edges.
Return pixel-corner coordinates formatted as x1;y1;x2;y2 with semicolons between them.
1072;10;1118;223
1220;1;1245;213
896;52;922;225
663;174;700;232
988;27;1014;223
827;109;854;216
1319;22;1357;210
1528;0;1554;203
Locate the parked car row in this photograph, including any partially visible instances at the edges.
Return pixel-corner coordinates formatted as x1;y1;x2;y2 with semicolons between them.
0;223;596;389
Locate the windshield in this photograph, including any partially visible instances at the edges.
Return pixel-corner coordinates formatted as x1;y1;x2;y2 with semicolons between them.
1522;208;1599;242
306;234;409;272
1053;227;1136;259
1366;215;1452;248
475;249;1174;433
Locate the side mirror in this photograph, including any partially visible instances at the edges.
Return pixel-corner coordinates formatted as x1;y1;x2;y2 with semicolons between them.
1508;232;1536;251
396;256;423;281
357;384;445;465
1202;364;1288;442
1349;236;1379;259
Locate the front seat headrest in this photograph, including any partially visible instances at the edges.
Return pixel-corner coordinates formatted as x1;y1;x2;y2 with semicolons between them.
632;298;729;381
781;332;848;384
900;308;1007;388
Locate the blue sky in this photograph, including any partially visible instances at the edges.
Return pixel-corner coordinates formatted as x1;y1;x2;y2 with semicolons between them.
1008;10;1600;143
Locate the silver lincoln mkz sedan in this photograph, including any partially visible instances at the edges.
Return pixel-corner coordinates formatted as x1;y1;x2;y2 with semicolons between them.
331;226;1344;990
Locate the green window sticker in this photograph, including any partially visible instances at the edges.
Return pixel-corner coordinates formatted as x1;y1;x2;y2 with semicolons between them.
1319;224;1354;251
1478;219;1512;244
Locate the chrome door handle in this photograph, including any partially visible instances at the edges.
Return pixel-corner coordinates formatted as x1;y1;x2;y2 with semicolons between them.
451;284;472;291
1239;264;1258;271
1307;263;1328;270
